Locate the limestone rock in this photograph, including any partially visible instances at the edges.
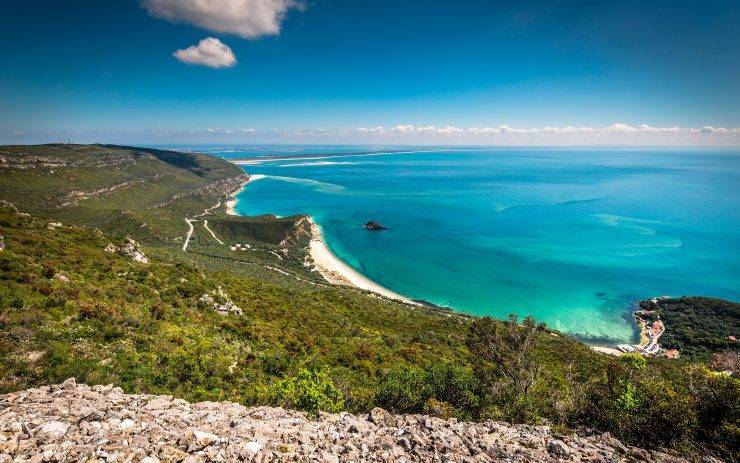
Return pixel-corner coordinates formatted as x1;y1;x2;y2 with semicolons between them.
52;272;69;283
121;238;149;264
0;380;694;463
198;287;243;316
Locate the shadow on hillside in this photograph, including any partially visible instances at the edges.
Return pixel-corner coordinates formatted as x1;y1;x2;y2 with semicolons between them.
99;144;210;177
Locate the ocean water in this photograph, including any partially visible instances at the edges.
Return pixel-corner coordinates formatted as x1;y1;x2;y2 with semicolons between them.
218;147;739;344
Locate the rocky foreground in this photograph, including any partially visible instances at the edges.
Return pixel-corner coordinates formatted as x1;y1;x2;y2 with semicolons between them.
0;380;698;463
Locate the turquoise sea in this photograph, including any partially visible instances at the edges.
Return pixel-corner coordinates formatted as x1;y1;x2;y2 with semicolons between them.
205;147;739;344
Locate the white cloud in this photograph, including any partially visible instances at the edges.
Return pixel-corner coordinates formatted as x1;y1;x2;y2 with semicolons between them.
638;124;680;133
173;38;237;68
604;123;638;133
142;0;300;39
357;126;385;135
351;123;740;144
697;126;730;134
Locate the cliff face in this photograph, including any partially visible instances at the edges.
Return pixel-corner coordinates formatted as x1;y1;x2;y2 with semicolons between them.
0;380;696;463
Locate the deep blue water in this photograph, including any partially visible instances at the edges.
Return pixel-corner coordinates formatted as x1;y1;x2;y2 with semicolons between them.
208;147;739;343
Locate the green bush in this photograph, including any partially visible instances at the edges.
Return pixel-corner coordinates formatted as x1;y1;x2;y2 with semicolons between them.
376;365;429;413
376;363;479;419
579;356;698;451
273;368;344;415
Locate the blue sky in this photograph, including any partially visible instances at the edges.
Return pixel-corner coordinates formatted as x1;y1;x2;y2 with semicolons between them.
1;0;739;145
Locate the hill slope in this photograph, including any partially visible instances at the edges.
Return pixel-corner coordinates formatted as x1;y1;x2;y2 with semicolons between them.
0;144;738;460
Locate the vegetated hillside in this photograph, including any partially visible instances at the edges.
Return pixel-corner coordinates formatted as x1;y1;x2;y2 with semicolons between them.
0;144;244;243
0;144;322;284
0;145;738;460
639;297;739;359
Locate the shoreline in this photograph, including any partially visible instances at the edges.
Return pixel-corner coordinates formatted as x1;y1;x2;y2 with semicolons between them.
223;172;416;304
306;218;417;305
589;345;623;356
225;174;265;216
225;168;630;352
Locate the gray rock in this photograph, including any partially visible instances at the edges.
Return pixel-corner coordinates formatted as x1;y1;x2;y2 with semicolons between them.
368;407;395;427
0;380;692;463
36;421;70;442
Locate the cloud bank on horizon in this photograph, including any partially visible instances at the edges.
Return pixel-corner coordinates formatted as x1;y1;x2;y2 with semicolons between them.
4;123;739;146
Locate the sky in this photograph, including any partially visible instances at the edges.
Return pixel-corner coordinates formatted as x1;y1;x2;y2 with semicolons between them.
0;0;739;145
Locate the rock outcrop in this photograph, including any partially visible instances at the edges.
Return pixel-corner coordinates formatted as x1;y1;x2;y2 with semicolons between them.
105;238;149;264
0;379;695;463
198;287;243;316
121;238;149;264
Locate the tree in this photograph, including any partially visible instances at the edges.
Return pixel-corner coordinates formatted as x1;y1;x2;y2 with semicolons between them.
467;315;544;398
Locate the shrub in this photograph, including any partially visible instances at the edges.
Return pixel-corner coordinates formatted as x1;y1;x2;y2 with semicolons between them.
467;315;544;398
579;355;699;451
376;365;429;413
425;362;479;417
376;363;480;419
273;368;344;415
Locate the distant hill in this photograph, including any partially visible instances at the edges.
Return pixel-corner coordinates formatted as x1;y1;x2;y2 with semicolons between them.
0;144;323;284
0;144;246;242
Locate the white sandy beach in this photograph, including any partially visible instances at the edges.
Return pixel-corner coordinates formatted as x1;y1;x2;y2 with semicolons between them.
307;218;417;305
589;345;623;356
222;173;415;304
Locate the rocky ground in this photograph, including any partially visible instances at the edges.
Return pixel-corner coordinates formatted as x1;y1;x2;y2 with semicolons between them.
0;379;701;463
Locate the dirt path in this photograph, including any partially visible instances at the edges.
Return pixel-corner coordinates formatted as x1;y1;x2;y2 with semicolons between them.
183;218;196;251
203;219;224;244
183;201;223;252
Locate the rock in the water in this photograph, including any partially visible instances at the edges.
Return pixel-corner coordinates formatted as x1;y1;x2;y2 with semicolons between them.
364;221;386;231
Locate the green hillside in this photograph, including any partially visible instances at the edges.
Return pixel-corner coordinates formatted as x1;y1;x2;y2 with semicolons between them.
639;297;739;359
0;145;738;460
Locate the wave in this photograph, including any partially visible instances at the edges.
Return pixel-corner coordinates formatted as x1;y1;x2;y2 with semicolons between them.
594;213;658;235
556;197;603;206
247;174;267;183
278;161;358;167
623;239;683;249
260;175;346;194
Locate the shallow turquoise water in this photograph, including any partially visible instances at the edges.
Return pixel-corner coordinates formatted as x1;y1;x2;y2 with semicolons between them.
223;147;739;343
